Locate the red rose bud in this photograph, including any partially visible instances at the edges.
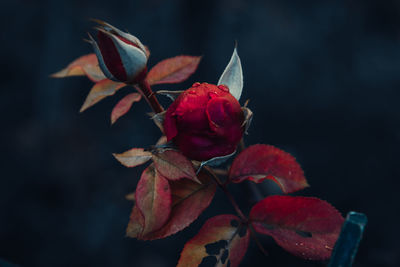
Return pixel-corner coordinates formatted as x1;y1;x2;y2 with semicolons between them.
164;82;245;161
88;20;148;83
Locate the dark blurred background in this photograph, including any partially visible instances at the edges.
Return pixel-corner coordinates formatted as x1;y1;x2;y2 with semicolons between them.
1;0;400;266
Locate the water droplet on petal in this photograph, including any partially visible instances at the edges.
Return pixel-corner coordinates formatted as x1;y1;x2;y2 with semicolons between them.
192;82;201;87
218;85;229;92
208;92;218;98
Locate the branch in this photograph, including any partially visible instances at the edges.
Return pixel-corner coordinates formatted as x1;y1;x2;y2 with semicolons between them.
136;79;164;114
249;223;268;257
204;166;247;222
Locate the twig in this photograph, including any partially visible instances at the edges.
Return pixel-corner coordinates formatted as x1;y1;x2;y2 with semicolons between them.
136;79;164;113
239;138;245;152
249;224;268;257
204;166;247;222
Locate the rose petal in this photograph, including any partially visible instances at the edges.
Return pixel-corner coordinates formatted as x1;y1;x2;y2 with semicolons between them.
97;30;127;81
164;101;179;141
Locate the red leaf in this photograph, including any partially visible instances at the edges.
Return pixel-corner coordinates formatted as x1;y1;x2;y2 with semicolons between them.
80;79;125;112
126;204;144;238
111;93;142;124
51;54;106;82
177;214;249;267
152;149;200;183
126;165;171;238
140;171;216;240
112;148;152;168
146;56;201;85
229;144;308;193
250;195;344;260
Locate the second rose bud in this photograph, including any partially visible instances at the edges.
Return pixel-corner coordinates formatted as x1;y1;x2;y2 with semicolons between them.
89;20;149;83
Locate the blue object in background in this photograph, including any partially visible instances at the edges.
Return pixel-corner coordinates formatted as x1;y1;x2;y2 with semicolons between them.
328;212;368;267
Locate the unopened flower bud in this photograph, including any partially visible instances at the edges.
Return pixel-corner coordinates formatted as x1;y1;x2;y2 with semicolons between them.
88;20;148;83
164;82;245;161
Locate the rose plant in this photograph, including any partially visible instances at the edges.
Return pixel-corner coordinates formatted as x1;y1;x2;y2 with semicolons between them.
53;20;345;266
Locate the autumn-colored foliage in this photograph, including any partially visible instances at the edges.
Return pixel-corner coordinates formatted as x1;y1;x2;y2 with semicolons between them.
146;55;202;85
111;92;141;124
229;144;309;193
51;53;105;82
178;214;249;267
53;20;345;267
250;195;344;260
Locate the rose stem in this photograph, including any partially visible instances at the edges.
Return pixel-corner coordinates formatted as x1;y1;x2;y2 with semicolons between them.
238;139;268;255
204;166;247;222
205;166;268;255
249;224;269;256
239;138;246;152
239;138;263;202
136;79;164;113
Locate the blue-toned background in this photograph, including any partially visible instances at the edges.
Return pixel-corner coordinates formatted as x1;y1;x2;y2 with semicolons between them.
1;0;399;266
